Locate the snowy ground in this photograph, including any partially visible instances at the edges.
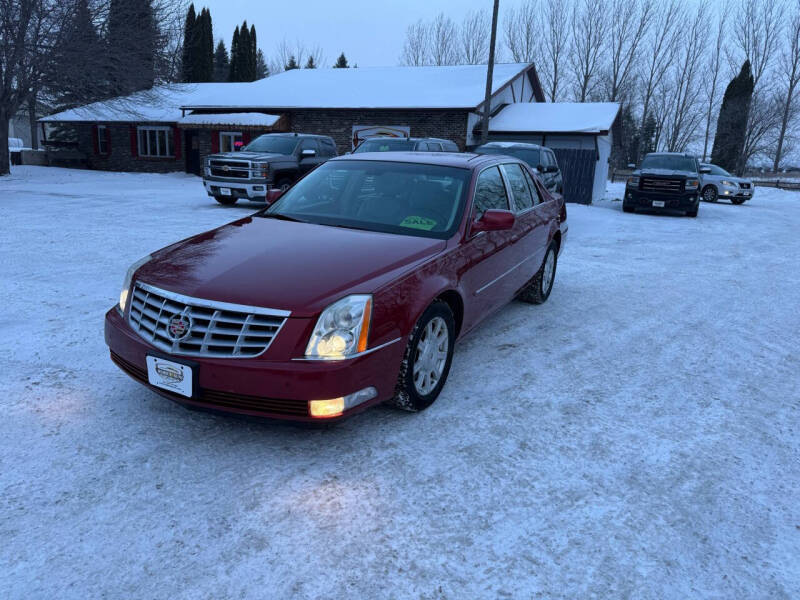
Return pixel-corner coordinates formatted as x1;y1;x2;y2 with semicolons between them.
1;166;799;598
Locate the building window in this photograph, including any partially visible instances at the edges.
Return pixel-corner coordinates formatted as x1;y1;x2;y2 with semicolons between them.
97;125;109;154
220;131;243;153
137;126;173;157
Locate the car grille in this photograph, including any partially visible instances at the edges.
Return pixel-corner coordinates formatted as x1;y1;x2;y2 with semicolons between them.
209;159;251;179
739;182;751;189
640;177;683;193
110;352;309;417
128;282;289;358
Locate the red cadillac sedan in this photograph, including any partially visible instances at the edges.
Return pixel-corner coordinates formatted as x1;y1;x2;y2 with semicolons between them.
105;152;567;422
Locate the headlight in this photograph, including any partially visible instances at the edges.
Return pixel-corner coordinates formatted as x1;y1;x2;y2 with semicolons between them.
254;162;270;178
685;179;699;190
626;176;640;187
305;295;372;359
119;254;152;313
720;180;737;187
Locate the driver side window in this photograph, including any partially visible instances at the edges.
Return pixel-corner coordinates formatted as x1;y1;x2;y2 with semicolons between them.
473;167;510;218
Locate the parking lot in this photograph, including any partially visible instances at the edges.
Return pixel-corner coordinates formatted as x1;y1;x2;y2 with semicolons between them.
1;166;799;598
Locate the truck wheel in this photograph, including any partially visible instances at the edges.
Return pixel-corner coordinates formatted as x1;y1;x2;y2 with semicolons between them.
518;242;557;304
387;301;455;412
687;207;698;217
622;203;635;213
702;185;718;203
214;196;238;206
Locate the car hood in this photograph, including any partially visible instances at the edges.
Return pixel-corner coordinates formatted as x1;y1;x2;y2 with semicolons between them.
134;216;446;316
209;152;286;161
634;168;694;178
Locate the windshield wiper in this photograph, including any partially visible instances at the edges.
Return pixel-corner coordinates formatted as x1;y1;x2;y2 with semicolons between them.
258;213;307;223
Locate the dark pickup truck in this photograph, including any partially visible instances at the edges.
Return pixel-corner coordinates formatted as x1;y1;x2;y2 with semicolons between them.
202;133;337;205
624;152;704;217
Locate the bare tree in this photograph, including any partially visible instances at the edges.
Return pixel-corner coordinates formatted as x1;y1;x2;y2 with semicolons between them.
702;9;727;161
504;0;538;62
733;0;784;88
538;0;571;101
638;0;682;128
741;93;783;169
773;0;800;171
429;13;459;66
604;0;653;101
273;38;325;73
569;0;607;102
460;10;489;65
401;19;430;66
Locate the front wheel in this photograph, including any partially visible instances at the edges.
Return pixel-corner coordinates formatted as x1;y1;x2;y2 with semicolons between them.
731;197;746;205
518;242;557;304
387;301;456;412
702;185;718;203
214;196;237;206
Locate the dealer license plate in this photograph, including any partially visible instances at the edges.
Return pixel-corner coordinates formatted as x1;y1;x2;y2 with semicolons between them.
220;187;232;196
146;356;193;398
652;200;665;208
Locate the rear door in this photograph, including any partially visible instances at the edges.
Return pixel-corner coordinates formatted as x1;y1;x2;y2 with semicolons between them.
501;162;548;285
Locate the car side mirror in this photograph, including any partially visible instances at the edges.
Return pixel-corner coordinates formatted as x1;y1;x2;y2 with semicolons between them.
699;166;711;174
266;188;285;204
627;163;636;169
300;149;317;159
536;164;545;172
471;209;515;234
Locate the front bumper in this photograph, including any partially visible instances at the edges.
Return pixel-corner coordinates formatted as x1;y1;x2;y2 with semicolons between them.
203;176;271;201
105;308;405;422
625;188;699;211
718;184;753;201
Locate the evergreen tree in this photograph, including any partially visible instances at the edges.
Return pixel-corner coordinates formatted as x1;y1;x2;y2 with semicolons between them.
107;0;156;95
640;113;657;158
285;55;299;70
181;4;197;82
213;40;229;82
255;49;268;79
228;27;239;81
249;24;257;81
333;52;349;68
198;8;214;82
305;55;316;69
51;0;105;108
711;61;755;174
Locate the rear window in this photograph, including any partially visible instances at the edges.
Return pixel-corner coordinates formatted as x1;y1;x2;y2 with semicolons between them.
474;145;541;168
353;139;416;153
641;155;698;173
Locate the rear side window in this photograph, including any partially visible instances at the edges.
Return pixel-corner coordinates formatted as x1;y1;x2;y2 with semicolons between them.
523;169;545;205
547;150;558;169
501;163;534;211
473;166;510;217
319;138;337;157
442;141;459;152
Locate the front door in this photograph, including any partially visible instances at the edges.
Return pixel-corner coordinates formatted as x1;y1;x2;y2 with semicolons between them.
184;130;201;175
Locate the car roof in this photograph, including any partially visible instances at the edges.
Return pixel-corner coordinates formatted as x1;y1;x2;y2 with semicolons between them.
645;151;696;158
477;141;544;150
360;137;452;143
332;151;511;170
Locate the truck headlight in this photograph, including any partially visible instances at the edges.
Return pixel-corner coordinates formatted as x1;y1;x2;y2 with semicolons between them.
685;179;699;190
305;295;372;359
626;176;640;187
254;162;270;178
119;254;152;313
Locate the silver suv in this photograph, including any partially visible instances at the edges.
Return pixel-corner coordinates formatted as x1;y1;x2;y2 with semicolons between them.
699;163;754;205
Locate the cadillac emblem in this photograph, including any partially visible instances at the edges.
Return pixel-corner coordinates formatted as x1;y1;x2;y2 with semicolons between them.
166;314;192;341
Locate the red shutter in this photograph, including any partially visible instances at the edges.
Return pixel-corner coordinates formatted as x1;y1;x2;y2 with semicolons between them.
130;126;138;157
105;127;112;155
173;126;182;160
92;125;99;155
242;131;251;145
211;131;219;153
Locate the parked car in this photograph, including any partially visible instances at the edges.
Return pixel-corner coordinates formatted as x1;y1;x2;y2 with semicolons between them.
624;152;702;217
699;163;754;204
202;133;337;206
352;137;460;153
106;152;567;422
473;142;563;194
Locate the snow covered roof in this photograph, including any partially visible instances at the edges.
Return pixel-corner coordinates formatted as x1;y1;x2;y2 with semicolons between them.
178;112;281;127
489;102;621;134
181;63;537;110
40;83;253;123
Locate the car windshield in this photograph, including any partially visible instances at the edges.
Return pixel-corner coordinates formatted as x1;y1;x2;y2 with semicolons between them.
474;145;541;167
262;160;471;239
641;155;697;172
353;139;416;153
243;136;298;154
702;164;731;176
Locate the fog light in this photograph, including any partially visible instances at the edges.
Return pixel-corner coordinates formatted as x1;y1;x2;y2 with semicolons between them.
253;185;264;191
308;387;377;418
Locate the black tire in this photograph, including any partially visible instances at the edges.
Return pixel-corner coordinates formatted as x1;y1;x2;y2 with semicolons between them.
518;242;558;304
687;207;698;217
387;300;456;412
702;185;718;203
214;196;238;206
622;203;635;213
731;197;746;205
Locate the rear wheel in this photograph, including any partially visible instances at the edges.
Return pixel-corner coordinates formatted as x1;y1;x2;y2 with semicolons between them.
387;301;456;412
702;185;718;203
214;196;237;206
518;242;557;304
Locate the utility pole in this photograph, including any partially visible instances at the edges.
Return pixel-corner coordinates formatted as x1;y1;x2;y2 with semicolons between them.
481;0;501;144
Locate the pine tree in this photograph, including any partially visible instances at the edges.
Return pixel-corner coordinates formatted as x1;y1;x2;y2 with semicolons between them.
285;55;299;70
640;113;657;158
255;49;268;79
228;27;239;81
107;0;156;95
305;55;316;69
181;4;197;82
249;25;257;81
198;8;214;82
333;52;349;68
711;61;755;174
213;40;229;82
51;0;105;108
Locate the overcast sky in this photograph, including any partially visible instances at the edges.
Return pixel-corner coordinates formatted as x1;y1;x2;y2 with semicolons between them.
201;0;495;68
